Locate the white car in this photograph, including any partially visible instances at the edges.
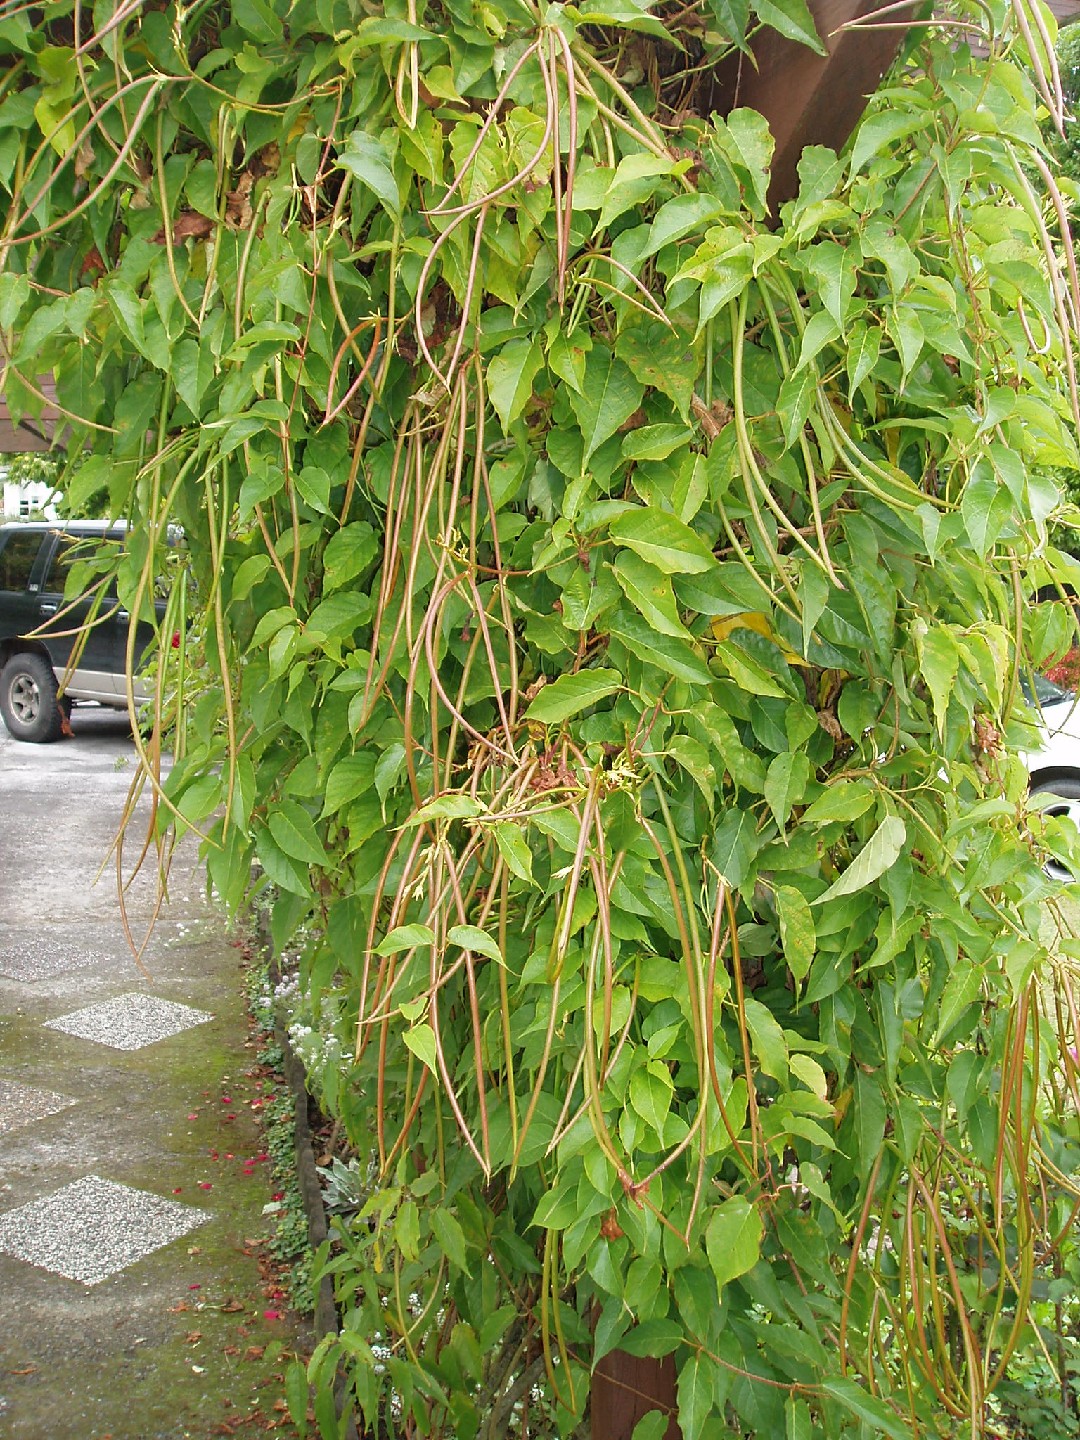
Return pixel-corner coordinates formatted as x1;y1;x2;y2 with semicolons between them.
1025;675;1080;880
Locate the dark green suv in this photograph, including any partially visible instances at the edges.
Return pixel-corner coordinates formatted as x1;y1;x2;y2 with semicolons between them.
0;521;152;743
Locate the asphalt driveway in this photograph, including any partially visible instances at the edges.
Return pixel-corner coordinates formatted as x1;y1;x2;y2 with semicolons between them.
0;709;300;1439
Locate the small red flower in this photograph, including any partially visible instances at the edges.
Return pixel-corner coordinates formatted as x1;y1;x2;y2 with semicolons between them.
187;1113;199;1120
173;1188;183;1194
189;1284;201;1291
221;1096;232;1104
199;1182;213;1190
263;1310;282;1320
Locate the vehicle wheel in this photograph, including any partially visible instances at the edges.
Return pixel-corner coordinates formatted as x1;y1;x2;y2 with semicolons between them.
1030;776;1080;882
0;653;65;743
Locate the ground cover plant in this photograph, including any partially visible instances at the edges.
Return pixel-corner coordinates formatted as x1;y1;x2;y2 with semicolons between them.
6;0;1080;1434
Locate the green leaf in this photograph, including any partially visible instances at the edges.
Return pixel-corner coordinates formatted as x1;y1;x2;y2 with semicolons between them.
804;241;857;329
719;108;776;216
339;131;400;218
888;305;924;380
403;1022;439;1074
232;0;283;41
800;780;875;827
568;347;644;462
705;1195;762;1293
617;322;698;418
608;609;713;685
609;506;716;574
285;1359;310;1436
849;109;924;178
621;423;694;463
786;1396;811;1440
676;1354;713;1440
795;309;840;372
935;956;980;1043
790;1052;828;1100
629;1062;673;1138
354;15;431;41
322;752;376;817
524;668;623;724
323;522;377;592
250;605;297;649
255;825;310;897
405;794;485;825
447;924;504;966
753;0;825;52
489;339;543;429
268;801;329;868
494;822;534;885
961;469;1012;556
710;807;758;889
915;622;959;736
743;997;788;1079
814;816;906;904
819;1378;911;1440
613;552;690;639
570;0;673;40
853;1071;886;1182
431;1208;469;1272
640;193;723;260
376;923;436;956
533;1179;580;1230
764;751;810;829
775;885;816;983
841;329;879;412
631;1413;670;1440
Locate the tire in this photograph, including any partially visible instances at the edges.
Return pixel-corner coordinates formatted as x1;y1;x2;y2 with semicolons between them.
1030;776;1080;882
0;653;65;743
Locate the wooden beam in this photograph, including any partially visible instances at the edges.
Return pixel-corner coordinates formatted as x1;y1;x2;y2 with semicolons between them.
0;374;61;453
708;0;916;213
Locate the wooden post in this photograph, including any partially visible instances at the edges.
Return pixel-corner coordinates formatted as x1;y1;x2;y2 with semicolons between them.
591;1351;681;1439
591;10;913;1435
707;0;915;212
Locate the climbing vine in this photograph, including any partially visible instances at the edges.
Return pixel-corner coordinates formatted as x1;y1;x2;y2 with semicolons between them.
4;0;1080;1434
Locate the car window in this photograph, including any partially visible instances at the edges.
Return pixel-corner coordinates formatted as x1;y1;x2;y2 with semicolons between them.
0;532;43;592
45;531;122;601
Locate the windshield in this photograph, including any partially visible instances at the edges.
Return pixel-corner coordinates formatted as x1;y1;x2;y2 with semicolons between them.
1031;673;1074;706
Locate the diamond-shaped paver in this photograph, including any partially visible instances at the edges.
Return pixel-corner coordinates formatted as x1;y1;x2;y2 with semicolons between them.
0;1175;210;1285
0;1078;77;1135
44;993;213;1050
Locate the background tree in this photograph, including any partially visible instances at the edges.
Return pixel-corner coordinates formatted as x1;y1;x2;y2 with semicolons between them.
4;1;1080;1436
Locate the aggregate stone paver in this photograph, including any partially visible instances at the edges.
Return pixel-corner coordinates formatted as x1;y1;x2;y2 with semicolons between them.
44;992;214;1050
0;1174;211;1285
0;1078;76;1135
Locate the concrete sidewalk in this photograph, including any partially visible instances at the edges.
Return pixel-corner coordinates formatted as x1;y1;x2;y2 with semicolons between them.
0;711;301;1439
